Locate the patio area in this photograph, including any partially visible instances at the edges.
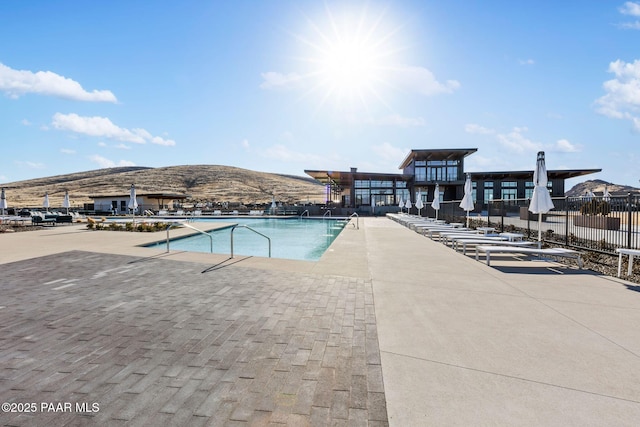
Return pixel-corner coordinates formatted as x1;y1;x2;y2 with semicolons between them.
1;218;640;425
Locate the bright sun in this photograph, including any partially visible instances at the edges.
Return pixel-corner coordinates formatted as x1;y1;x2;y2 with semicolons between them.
296;5;400;110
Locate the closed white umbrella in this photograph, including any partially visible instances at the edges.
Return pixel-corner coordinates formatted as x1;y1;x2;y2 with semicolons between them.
128;184;139;225
404;197;412;214
271;195;277;215
43;192;50;212
528;151;555;243
415;191;424;216
0;188;7;215
603;185;611;202
62;190;70;214
431;183;441;220
398;196;404;213
371;196;376;215
459;174;474;227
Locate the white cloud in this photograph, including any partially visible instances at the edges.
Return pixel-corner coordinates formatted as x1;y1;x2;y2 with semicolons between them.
594;59;640;131
465;123;495;135
60;148;76;154
391;65;460;96
15;160;45;169
496;127;543;153
240;139;250;150
51;113;176;145
259;72;303;89
496;128;580;153
519;59;535;65
261;64;459;98
262;144;324;163
620;1;640;16
115;144;131;150
21;119;31;126
88;154;136;168
371;142;407;163
0;62;117;102
618;2;640;29
553;139;581;152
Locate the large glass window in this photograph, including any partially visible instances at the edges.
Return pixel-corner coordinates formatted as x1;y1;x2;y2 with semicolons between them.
370;180;393;187
355;180;370;188
501;181;517;200
354;189;370;206
483;182;494;202
425;159;460;182
525;181;534;199
415;167;426;181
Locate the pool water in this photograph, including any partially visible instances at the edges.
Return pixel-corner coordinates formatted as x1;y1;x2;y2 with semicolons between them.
147;217;349;261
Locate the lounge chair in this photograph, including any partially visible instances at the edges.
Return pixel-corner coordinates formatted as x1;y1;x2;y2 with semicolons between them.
454;239;538;255
475;245;583;268
32;215;56;226
615;248;640;277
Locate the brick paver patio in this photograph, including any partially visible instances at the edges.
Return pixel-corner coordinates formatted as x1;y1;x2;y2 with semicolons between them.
0;250;388;426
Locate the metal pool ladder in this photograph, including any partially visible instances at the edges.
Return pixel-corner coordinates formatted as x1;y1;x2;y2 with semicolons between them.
230;224;271;258
166;221;213;253
349;212;359;229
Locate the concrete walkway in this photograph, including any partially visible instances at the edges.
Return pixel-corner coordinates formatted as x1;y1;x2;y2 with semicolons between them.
1;218;640;425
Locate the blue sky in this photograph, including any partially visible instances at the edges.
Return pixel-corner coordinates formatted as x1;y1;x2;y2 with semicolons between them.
1;1;639;190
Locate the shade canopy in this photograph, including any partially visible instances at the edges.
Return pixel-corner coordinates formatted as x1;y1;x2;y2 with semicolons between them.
128;184;138;211
528;152;554;214
459;175;474;212
0;188;7;210
431;184;441;211
62;191;70;209
415;191;424;211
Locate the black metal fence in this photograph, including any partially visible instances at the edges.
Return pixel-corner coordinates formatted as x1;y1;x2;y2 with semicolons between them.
424;194;640;255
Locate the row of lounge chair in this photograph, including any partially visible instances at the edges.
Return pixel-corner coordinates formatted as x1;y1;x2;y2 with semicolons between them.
388;213;583;268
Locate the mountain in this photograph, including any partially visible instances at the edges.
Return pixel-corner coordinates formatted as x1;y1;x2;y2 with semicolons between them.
1;165;326;208
565;179;639;197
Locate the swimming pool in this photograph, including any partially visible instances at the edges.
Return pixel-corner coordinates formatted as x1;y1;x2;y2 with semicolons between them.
147;217;349;261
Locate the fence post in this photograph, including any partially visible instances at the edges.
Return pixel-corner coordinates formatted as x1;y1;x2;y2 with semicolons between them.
628;192;633;249
565;196;569;246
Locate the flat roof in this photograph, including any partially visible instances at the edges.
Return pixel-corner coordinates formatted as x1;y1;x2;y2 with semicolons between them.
468;169;602;180
398;148;478;169
304;170;408;188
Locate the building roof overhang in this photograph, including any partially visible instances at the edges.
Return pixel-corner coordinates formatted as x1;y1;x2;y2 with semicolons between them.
467;168;602;181
304;170;406;188
398;148;478;169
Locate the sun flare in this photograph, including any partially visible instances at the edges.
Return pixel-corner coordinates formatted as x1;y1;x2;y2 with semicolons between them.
296;5;401;110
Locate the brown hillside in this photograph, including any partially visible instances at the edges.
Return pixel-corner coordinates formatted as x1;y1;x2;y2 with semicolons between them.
565;179;639;197
1;165;326;209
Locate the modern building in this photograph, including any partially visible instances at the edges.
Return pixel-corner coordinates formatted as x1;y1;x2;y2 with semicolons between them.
305;148;601;212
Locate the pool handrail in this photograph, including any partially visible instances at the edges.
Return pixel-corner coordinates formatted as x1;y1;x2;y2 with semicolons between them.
323;210;332;218
300;209;309;217
349;212;359;229
230;224;271;258
166;221;213;253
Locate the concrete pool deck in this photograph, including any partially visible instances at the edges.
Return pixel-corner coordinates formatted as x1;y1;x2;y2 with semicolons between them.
1;218;640;425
